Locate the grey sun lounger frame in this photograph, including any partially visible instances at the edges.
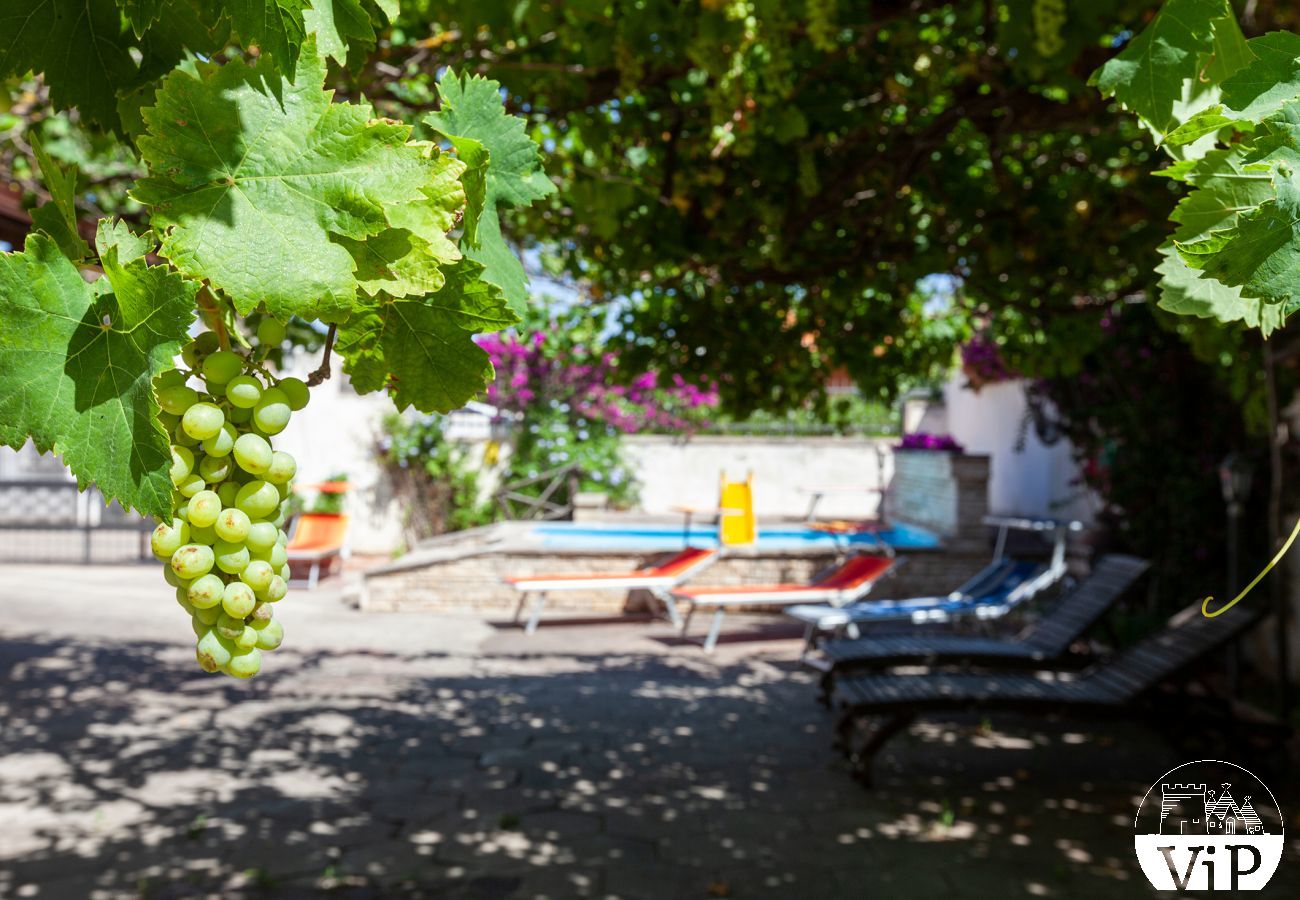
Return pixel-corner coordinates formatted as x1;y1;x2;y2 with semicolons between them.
829;597;1266;785
810;554;1151;692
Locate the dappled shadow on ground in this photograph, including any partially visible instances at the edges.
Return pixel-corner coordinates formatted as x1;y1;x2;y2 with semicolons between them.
1;635;1298;899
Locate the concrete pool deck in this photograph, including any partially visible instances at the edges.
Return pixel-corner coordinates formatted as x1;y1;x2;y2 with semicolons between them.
1;563;1298;898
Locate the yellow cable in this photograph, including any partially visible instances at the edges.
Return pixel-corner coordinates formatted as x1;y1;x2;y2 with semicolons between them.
1201;516;1300;618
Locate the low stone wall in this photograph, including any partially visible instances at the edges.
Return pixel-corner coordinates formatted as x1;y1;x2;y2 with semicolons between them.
360;543;991;615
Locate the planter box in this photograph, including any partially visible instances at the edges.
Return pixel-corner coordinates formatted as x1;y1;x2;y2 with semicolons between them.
887;450;990;548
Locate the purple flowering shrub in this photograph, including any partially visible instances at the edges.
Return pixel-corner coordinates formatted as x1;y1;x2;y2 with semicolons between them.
898;432;964;452
960;334;1017;388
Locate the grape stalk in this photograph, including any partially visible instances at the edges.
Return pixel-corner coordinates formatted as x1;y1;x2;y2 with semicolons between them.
151;321;307;678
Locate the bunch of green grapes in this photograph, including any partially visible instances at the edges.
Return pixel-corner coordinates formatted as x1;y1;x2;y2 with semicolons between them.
149;320;309;679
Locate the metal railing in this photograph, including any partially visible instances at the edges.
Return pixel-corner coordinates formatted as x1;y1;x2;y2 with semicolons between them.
0;480;153;563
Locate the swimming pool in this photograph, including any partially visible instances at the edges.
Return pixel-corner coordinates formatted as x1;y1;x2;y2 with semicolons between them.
529;521;941;552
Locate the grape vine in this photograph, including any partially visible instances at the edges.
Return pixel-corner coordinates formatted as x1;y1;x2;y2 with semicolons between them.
0;3;551;677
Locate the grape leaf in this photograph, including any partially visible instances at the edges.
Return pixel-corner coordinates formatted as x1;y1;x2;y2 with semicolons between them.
1156;243;1287;334
224;0;308;67
336;259;519;413
1176;163;1300;307
1089;0;1229;134
1220;31;1300;123
304;0;374;65
118;0;165;37
1164;106;1239;147
425;71;555;310
0;232;198;519
133;41;437;323
96;219;156;263
0;1;139;130
334;229;457;298
28;133;90;260
1168;149;1273;240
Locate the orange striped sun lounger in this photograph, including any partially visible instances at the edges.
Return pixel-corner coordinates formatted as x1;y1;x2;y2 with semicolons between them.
668;554;897;653
503;546;721;634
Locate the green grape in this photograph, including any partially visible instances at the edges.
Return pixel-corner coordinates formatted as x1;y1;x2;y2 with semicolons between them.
198;455;232;483
176;587;195;614
157;412;181;434
215;507;251;543
190;523;218;545
217;482;240;507
174;501;190;522
170;446;195;484
233;433;272;475
188;573;226;609
151;517;189;559
191;617;208;638
274;482;291;503
279;564;292;582
236;481;279;519
228;404;253;425
227;647;262;678
268;543;288;570
177;473;206;498
246;521;278;552
215;611;245;640
271;508;287;528
226;375;263;409
157;368;189;391
182;402;225;441
253;388;291;434
183;332;220;368
276;528;288;547
193;604;221;626
234;625;259;650
196;629;233;670
173;420;200;448
251;600;274;622
256;318;286;346
171;543;215;579
162;564;186;589
251;617;284;651
202;350;244;385
214;540;251;575
202;423;236;458
221;581;257;617
265;450;297;484
262;575;288;603
278;376;309;411
241;559;274;593
158;384;199;415
187;490;222;528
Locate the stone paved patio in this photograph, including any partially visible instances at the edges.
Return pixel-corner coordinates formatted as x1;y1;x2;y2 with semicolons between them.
0;564;1297;898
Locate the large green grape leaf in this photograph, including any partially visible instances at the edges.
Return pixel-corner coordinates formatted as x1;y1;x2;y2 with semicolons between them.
1220;31;1300;123
1090;0;1230;134
1156;243;1287;334
0;1;139;130
1168;149;1273;241
28;133;90;261
304;0;374;65
336;260;519;413
133;41;437;323
1176;162;1300;308
0;233;198;518
118;0;165;37
425;71;555;311
225;0;309;67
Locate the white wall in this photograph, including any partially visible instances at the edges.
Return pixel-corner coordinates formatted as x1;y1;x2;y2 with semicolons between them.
941;378;1095;524
622;435;893;520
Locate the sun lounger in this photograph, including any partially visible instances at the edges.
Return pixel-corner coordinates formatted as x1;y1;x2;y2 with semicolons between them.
829;597;1265;785
668;554;896;653
285;513;349;589
810;555;1150;690
503;546;721;634
785;514;1081;650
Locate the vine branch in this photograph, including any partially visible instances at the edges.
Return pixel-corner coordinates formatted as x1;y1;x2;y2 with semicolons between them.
306;324;337;386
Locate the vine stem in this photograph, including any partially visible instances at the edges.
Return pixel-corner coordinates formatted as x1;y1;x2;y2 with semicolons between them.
196;289;229;350
306;324;337;387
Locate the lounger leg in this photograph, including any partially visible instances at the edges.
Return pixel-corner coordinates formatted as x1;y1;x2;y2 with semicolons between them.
702;608;727;654
845;622;861;640
512;591;529;624
847;713;915;787
653;589;682;628
524;592;547;635
680;602;696;638
308;560;320;590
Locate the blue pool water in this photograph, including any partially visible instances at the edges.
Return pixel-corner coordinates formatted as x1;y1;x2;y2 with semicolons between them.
530;521;941;552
